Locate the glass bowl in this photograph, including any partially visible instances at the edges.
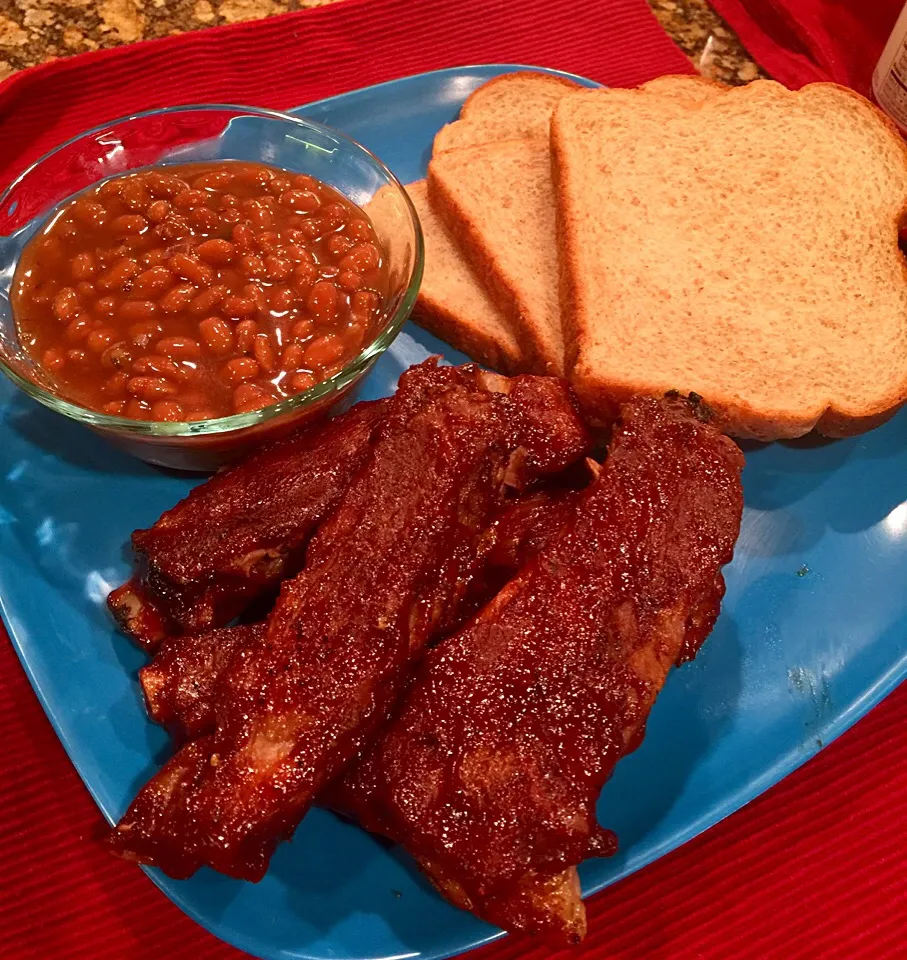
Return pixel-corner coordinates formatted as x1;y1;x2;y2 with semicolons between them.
0;104;423;471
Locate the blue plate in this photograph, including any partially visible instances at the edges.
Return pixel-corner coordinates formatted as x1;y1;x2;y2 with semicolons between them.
2;63;907;960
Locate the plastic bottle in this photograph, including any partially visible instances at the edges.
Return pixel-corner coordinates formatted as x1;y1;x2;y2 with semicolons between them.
873;4;907;133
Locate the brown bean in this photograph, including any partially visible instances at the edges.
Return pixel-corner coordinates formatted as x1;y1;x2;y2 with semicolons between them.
75;280;96;300
232;382;274;414
173;189;208;210
95;295;119;316
103;372;130;396
243;283;267;312
66;348;89;365
231;223;256;251
351;290;380;324
327;234;355;258
199;316;234;356
71;252;96;281
132;356;184;381
188;284;227;315
74;200;108;228
264;256;291;282
339;242;380;274
151;400;185;422
287;370;317;393
277;243;311;263
118;300;158;323
279;189;320;214
168;252;214;287
42;347;66;373
256;231;280;252
125;399;152;420
347;219;373;242
98;179;123;200
192;170;234;191
238;166;274;188
121;179;151;211
87;328;117;353
269;286;296;313
267;177;291;197
246;204;273;231
147;200;171;223
156;336;201;360
292;261;317;294
98;258;139;291
320;202;349;229
190;207;221;232
253;334;276;373
303;333;344;368
221;357;260;384
290;318;314;342
281;342;306;370
220;207;242;226
159;284;197;313
155;217;190;241
219;193;239;209
102;400;127;416
127;376;178;399
186;408;217;422
292;174;319;192
235;320;259;354
197;238;235;264
101;342;133;371
110;214;148;237
222;294;257;318
64;316;94;344
53;287;80;321
337;269;362;292
306;280;339;322
239;254;265;279
142;248;168;268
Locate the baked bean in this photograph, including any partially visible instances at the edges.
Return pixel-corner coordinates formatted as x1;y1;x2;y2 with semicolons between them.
151;400;185;422
222;294;257;318
127;376;177;399
264;256;291;281
339;241;380;274
53;287;80;321
100;305;126;329
196;238;235;264
98;258;139;291
110;214;148;237
147;200;171;223
13;161;388;421
233;382;273;414
306;280;340;322
188;284;227;315
189;207;220;232
253;334;276;373
239;254;265;279
235;320;258;354
168;252;214;287
287;370;316;393
43;347;66;373
281;342;306;370
280;189;320;214
173;189;208;210
290;318;314;342
71;252;96;280
156;336;201;360
102;400;127;416
337;269;362;292
159;284;197;314
303;333;344;368
118;300;158;323
221;357;260;384
87;328;117;353
199;317;234;356
103;371;129;396
327;234;355;258
269;286;296;313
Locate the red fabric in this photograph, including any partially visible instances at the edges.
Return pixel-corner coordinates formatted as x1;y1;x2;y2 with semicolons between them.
709;0;903;97
0;1;904;958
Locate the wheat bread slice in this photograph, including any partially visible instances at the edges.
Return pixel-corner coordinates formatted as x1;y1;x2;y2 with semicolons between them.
434;71;583;154
552;80;907;439
428;139;564;375
405;180;522;373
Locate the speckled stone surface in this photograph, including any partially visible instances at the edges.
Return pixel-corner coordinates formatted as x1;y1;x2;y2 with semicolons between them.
0;0;761;84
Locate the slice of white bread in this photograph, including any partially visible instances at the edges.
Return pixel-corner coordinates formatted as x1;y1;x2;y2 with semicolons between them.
434;71;583;154
406;180;522;373
428;140;564;375
552;80;907;439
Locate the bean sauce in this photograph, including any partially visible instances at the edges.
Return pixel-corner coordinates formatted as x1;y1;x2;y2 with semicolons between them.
12;162;390;421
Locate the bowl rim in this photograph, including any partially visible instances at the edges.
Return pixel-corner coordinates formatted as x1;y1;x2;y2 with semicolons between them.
0;102;424;438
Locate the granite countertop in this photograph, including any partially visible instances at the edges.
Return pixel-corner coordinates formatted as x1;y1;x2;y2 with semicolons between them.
0;0;760;84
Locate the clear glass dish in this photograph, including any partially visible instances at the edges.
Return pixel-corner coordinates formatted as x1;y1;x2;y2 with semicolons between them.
0;104;423;471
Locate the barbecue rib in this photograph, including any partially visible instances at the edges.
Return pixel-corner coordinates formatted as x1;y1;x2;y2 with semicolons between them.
108;360;591;880
108;398;390;650
329;395;744;942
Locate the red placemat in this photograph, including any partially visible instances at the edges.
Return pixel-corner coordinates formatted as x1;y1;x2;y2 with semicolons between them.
1;1;905;958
